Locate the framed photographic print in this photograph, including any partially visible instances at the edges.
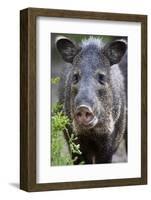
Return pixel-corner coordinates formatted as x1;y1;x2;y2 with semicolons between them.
20;8;147;191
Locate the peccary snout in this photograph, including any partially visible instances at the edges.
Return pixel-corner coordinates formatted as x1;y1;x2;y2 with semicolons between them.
75;106;98;128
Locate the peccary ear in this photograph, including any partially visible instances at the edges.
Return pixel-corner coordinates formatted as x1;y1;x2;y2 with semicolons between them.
103;40;127;65
56;37;79;63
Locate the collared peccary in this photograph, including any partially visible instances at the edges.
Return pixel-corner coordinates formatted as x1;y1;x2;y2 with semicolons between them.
56;36;127;164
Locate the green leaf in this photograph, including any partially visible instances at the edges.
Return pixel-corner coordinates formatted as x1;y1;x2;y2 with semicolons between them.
51;77;60;84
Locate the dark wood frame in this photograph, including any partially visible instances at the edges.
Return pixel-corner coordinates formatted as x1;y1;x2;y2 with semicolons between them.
20;7;147;192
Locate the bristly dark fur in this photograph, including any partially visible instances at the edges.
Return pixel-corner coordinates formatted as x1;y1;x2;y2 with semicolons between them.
57;36;127;164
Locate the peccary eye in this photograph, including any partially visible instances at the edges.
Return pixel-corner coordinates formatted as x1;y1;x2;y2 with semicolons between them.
97;73;106;85
72;73;79;84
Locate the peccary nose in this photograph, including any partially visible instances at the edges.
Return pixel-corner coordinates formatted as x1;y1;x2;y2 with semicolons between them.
75;106;94;125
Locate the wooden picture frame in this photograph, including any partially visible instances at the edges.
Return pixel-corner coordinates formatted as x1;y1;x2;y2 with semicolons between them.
20;7;147;192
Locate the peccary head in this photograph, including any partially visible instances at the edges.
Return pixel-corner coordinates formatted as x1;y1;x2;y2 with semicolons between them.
56;36;127;134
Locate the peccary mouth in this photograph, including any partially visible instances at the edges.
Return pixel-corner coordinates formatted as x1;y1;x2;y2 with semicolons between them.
74;116;98;129
83;116;98;128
